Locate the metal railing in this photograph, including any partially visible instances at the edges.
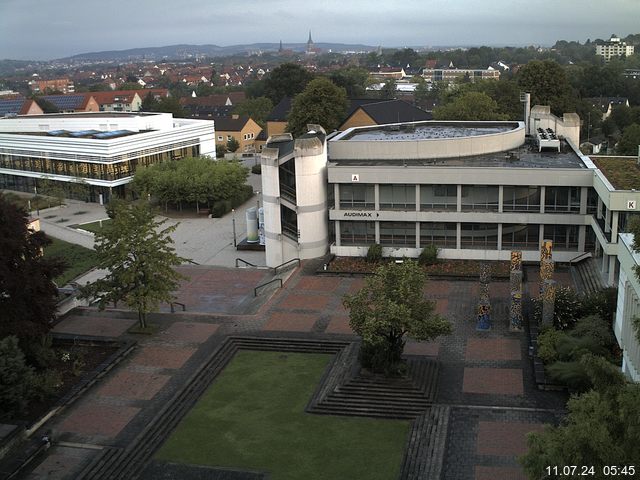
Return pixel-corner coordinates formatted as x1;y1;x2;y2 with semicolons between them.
169;302;186;313
254;278;283;297
568;251;592;265
273;258;300;275
235;258;258;268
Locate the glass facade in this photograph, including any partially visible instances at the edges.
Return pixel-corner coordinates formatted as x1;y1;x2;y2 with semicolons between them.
380;222;416;246
420;185;457;211
379;184;416;210
461;223;499;249
280;205;298;240
545;186;580;213
461;185;499;211
0;144;199;182
339;184;374;209
544;224;579;250
503;186;541;212
420;222;457;248
279;158;296;203
502;224;540;249
340;221;376;245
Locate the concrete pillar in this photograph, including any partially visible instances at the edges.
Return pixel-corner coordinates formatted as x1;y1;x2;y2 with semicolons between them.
498;185;504;213
597;197;603;219
334;183;340;209
375;221;380;244
538;224;545;251
611;211;619;243
416;222;420;248
457;184;462;212
456;222;461;250
540;186;546;213
578;225;586;252
415;184;420;212
608;255;616;286
497;224;503;250
335;220;341;247
604;207;611;233
374;184;380;211
580;186;588;215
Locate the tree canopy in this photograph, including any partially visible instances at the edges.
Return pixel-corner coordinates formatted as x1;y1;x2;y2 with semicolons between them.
82;201;187;328
286;77;348;137
232;96;273;128
263;63;314;105
616;123;640;156
343;261;452;374
328;67;370;98
520;355;640;477
130;157;249;212
517;60;576;115
0;195;65;342
433;91;509;121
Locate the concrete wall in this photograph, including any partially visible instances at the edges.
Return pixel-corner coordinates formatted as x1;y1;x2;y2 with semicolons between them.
529;106;580;147
615;234;640;381
329;121;525;160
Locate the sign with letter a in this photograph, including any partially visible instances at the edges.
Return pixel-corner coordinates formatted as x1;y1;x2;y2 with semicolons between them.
351;174;359;182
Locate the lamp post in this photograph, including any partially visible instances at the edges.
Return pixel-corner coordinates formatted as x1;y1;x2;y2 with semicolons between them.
232;208;237;247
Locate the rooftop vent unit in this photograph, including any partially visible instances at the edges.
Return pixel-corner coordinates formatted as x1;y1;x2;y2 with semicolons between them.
536;127;560;152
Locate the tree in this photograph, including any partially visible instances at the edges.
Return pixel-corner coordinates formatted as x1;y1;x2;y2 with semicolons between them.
379;79;397;99
0;195;65;342
343;261;452;375
517;60;577;115
616;123;640;155
520;355;640;478
226;137;240;153
329;67;370;97
141;91;159;111
0;336;36;417
263;63;314;105
82;201;187;329
433;91;509;121
286;78;348;137
233;97;273;129
153;96;184;117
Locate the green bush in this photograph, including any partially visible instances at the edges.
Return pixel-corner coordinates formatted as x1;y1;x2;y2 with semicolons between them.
212;200;233;218
231;184;254;208
537;328;563;364
579;287;617;325
22;334;56;369
418;245;439;266
251;164;262;175
0;336;36;417
532;285;582;330
366;244;383;263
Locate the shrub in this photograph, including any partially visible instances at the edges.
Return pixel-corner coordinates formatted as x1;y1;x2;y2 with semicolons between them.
0;336;36;417
231;184;254;208
216;144;227;158
212;200;233;218
251;164;262;175
532;285;582;330
418;244;439;266
579;287;617;325
537;328;563;363
23;334;56;369
366;243;383;263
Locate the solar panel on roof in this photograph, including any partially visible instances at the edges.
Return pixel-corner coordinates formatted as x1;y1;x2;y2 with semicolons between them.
92;130;133;139
69;130;100;137
42;95;85;110
47;130;68;136
0;99;25;116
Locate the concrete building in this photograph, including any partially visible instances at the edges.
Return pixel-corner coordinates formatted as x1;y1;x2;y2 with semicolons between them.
422;66;500;84
0;112;215;202
595;35;635;62
214;116;262;153
29;78;75;94
614;233;640;381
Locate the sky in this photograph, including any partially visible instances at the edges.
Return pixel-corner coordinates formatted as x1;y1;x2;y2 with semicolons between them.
1;0;639;60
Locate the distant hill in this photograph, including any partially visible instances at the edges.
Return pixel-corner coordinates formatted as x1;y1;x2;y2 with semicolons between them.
60;43;377;62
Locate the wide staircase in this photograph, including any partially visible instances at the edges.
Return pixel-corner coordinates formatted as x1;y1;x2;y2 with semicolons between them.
571;256;605;296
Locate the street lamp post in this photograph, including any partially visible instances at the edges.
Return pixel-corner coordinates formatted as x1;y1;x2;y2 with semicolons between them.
232;208;237;247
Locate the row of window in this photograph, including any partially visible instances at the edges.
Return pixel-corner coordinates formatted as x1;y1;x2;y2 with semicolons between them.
338;184;594;213
0;145;199;181
338;221;583;251
216;133;256;142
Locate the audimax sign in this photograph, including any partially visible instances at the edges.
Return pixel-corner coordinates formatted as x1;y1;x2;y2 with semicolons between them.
343;211;380;218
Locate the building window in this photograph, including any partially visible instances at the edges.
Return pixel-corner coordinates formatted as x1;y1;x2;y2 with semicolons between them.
279;159;296;203
587;188;598;215
339;184;375;209
502;224;539;250
420;222;457;248
503;186;540;212
421;185;457;211
340;221;376;245
544;225;578;250
460;223;498;249
379;184;415;210
280;205;298;240
380;222;416;247
217;136;223;141
227;135;232;141
545;186;580;213
461;185;499;211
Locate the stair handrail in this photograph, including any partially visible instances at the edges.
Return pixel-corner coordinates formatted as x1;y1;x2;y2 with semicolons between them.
568;251;592;265
273;258;300;275
235;257;258;268
254;278;283;297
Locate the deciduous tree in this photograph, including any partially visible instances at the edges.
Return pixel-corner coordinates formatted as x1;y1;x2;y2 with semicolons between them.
433;91;509;121
286;78;348;137
263;63;314;105
343;261;452;375
82;201;187;329
616;123;640;155
233;96;273;129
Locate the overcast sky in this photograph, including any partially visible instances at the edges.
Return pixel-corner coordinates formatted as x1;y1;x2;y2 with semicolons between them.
1;0;639;60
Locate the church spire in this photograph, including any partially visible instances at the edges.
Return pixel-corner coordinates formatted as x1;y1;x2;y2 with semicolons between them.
279;40;283;52
307;30;313;45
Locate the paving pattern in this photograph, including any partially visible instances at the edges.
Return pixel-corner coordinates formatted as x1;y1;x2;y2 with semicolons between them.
23;263;569;480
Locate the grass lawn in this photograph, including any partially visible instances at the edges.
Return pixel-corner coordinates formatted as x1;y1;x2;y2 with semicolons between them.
44;238;98;286
77;219;111;234
156;350;410;480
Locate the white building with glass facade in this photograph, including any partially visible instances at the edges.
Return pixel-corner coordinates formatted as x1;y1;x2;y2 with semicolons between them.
0;112;216;202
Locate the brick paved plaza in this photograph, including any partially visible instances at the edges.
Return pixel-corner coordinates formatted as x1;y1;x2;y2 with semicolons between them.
23;264;567;480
